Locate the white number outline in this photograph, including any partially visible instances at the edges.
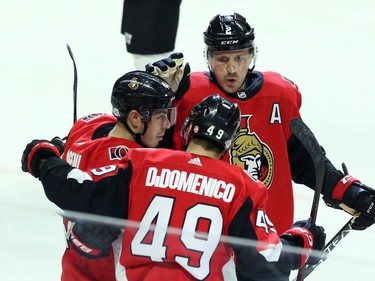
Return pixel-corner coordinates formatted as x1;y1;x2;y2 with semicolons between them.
91;165;117;176
255;209;277;234
131;195;223;280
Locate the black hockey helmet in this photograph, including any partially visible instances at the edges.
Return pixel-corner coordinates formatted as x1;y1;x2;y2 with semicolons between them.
203;13;256;52
111;71;175;124
181;94;241;151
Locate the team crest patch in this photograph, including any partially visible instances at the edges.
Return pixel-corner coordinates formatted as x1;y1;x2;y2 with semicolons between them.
229;115;274;188
109;145;128;160
128;77;139;90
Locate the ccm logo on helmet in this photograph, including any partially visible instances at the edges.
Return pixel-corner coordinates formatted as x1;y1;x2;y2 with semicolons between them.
221;40;239;45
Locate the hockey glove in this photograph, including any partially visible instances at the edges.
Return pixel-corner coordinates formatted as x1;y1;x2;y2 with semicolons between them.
145;52;191;101
50;136;65;154
330;175;375;230
68;222;121;259
291;220;326;265
21;138;64;178
281;220;326;269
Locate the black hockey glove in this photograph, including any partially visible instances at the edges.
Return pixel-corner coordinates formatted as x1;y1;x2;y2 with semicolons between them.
21;137;64;178
68;222;121;259
281;220;326;269
328;175;375;230
145;52;191;101
50;136;65;154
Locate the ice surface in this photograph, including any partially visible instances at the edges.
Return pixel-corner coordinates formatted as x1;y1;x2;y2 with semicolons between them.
1;0;374;280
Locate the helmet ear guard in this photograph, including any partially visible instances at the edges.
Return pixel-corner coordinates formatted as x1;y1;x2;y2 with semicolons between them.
181;116;193;148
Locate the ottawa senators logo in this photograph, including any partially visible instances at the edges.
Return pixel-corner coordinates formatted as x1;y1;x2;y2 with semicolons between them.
108;145;128;160
229;115;274;188
128;77;139;90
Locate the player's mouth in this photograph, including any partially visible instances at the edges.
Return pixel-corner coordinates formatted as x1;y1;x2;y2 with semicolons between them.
225;75;238;84
224;78;239;88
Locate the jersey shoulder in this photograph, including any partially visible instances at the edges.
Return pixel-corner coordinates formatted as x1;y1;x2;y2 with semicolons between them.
188;71;223;96
261;71;300;92
65;113;116;150
180;71;223;111
127;147;173;163
258;71;302;106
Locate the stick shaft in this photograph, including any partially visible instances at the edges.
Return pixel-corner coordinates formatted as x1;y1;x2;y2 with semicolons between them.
290;119;325;281
66;44;78;124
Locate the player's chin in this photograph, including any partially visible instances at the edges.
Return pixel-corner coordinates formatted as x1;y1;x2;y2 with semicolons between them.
222;83;240;94
152;137;164;147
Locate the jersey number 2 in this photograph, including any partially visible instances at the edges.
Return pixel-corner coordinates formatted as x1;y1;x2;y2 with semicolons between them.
131;195;223;280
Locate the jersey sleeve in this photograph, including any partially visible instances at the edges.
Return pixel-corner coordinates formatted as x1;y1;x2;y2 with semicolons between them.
228;171;294;280
40;156;131;219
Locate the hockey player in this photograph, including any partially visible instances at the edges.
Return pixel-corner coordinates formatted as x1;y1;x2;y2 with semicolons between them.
22;71;176;281
21;94;326;281
146;13;375;234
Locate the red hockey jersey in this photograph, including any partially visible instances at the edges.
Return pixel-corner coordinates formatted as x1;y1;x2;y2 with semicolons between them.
173;71;302;233
118;148;281;280
61;113;142;281
41;148;294;280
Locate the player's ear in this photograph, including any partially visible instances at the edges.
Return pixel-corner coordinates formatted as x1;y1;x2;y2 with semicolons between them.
127;110;143;131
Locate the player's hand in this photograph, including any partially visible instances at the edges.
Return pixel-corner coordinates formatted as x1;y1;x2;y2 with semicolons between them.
21;138;63;178
330;175;375;230
50;136;65;154
281;220;326;268
341;181;375;230
145;52;190;101
291;220;326;265
68;222;121;259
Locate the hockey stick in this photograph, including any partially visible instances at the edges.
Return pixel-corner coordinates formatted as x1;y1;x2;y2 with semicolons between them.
289;118;325;281
66;44;78;124
299;163;353;280
296;163;375;280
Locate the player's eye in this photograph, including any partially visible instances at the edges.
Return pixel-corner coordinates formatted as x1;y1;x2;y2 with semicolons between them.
216;56;229;63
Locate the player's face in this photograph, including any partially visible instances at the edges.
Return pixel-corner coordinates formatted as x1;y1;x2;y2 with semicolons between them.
208;48;252;93
141;109;173;147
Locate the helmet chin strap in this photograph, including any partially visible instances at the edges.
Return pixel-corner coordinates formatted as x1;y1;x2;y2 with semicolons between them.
121;119;148;147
